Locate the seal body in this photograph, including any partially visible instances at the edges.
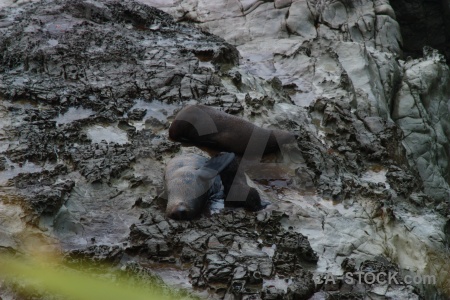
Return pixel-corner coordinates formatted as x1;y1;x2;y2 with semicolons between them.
168;105;299;212
169;105;296;156
164;152;235;220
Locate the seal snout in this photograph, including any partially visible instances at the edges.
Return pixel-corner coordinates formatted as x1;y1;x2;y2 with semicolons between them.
167;204;191;220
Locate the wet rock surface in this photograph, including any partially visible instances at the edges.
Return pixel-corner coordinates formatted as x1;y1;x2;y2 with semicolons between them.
0;0;449;299
128;209;317;298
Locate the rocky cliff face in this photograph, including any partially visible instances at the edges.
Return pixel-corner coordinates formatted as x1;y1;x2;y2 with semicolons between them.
1;0;450;299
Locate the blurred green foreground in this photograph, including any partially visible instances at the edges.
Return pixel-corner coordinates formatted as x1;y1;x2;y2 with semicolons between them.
0;254;186;300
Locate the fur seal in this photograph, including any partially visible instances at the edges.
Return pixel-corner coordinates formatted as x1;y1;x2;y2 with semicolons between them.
168;104;300;211
164;152;235;220
168;105;296;156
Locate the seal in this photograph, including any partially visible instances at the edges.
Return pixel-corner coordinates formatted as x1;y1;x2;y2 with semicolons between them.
164;152;235;220
168;104;300;211
168;104;296;156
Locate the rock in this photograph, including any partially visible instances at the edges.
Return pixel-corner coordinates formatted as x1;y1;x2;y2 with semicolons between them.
286;272;315;300
146;238;170;257
70;142;135;183
274;0;291;9
392;47;450;202
0;0;449;299
374;3;396;20
277;231;318;262
262;285;285;299
341;257;356;273
0;0;239;106
0;157;6;171
363;116;386;135
127;108;147;121
286;1;316;40
65;245;123;266
233;266;247;280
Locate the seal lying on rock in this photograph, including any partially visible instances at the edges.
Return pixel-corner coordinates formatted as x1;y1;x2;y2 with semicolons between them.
164;152;235;220
169;104;296;156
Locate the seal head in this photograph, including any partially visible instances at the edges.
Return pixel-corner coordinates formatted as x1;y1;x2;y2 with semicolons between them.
164;152;235;220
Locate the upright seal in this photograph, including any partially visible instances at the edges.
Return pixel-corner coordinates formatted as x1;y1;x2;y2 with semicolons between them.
169;104;296;156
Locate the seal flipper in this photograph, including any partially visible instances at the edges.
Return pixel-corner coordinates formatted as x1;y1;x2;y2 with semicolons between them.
198;152;235;180
219;156;266;211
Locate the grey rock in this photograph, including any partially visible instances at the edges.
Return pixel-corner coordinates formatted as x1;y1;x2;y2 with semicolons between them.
0;157;7;171
0;0;449;299
286;271;315;300
286;1;316;40
127;108;147;121
65;244;123;266
392;48;450;202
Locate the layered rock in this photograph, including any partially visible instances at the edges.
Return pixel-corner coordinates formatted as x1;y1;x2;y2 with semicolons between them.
145;0;450;298
393;47;450;202
1;0;450;299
